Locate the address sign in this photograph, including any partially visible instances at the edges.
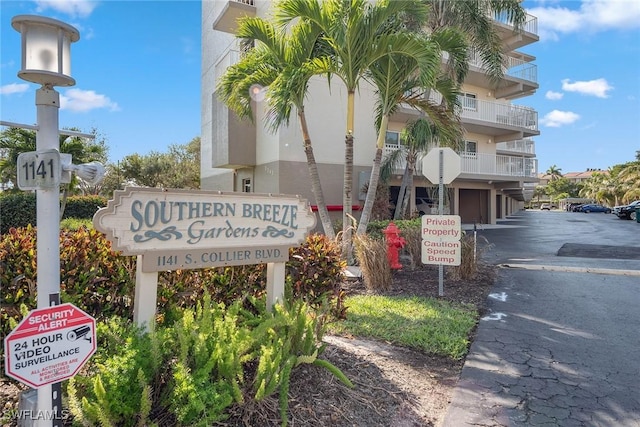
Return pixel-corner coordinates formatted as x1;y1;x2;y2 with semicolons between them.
17;149;61;190
93;187;317;272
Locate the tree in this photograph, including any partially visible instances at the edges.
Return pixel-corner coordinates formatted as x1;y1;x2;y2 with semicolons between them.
617;159;640;202
357;27;467;233
275;0;444;254
532;185;546;205
423;0;526;86
113;137;200;190
0;127;108;192
217;16;336;239
579;171;615;206
382;119;442;219
545;177;578;202
545;165;563;181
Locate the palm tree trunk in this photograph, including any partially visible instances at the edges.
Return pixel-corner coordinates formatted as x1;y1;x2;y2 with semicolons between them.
298;109;335;239
357;115;388;235
394;167;411;219
407;159;416;215
342;91;355;260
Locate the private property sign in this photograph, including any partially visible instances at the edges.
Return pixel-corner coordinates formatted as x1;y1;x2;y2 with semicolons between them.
4;303;96;388
421;215;462;266
93;187;317;272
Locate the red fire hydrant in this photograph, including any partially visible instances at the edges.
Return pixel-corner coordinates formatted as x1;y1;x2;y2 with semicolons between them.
383;222;406;270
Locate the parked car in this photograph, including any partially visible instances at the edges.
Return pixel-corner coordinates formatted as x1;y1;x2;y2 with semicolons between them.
616;200;640;220
577;204;611;214
540;203;551;210
612;205;625;215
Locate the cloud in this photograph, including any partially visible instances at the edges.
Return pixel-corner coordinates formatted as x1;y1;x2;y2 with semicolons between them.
60;88;120;112
0;83;30;95
527;0;640;41
545;90;563;100
561;78;613;98
34;0;98;18
540;110;580;127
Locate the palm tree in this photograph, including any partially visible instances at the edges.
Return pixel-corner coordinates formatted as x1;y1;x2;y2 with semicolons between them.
545;165;563;181
216;17;336;239
356;27;467;235
424;0;527;86
381;119;442;219
617;159;640;202
275;0;442;255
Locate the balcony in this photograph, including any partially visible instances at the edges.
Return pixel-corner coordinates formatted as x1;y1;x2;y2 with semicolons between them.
459;152;538;179
393;93;539;141
458;97;539;141
383;145;538;181
441;49;537;100
465;51;538;100
496;139;535;156
213;0;256;34
493;12;539;50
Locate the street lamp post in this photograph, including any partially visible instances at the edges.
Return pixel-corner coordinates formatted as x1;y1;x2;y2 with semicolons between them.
11;15;79;426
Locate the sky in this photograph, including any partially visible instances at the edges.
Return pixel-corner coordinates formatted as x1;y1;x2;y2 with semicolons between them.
1;0;639;175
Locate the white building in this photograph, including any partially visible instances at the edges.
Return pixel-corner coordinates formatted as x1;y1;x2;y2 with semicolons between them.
201;0;540;227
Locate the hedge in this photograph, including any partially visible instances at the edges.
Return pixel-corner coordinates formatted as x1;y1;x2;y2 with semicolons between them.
0;192;107;233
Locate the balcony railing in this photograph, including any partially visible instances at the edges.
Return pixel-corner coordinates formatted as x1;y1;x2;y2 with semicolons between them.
468;52;537;84
504;56;537;83
494;12;538;35
496;139;535;154
384;145;538;179
458;97;538;131
460;153;538;178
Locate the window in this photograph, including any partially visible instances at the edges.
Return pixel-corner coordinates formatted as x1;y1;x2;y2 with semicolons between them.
464;140;477;156
242;178;251;193
385;131;406;146
385;131;400;146
460;92;477;110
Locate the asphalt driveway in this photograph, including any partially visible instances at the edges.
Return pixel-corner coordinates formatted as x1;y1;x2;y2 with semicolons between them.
445;210;640;426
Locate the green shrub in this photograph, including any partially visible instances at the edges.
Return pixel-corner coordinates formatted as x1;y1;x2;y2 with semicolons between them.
62;195;107;219
60;217;93;230
0;192;36;233
0;193;107;233
286;233;347;318
1;228;346;338
68;296;351;426
0;225;37;327
59;226;136;319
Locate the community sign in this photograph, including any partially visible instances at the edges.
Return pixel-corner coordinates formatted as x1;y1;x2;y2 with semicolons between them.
93;187;317;272
4;303;96;388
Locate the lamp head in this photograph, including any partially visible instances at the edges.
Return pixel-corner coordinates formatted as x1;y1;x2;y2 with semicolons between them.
11;15;80;87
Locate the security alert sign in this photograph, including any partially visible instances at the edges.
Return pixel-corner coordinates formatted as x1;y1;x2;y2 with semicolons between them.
4;303;96;388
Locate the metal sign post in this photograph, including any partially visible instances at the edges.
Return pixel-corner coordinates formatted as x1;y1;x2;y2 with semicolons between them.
421;148;462;296
438;150;445;296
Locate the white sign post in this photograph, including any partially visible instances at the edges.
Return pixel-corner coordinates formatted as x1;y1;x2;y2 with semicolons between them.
4;303;96;388
421;148;462;296
93;187;317;331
